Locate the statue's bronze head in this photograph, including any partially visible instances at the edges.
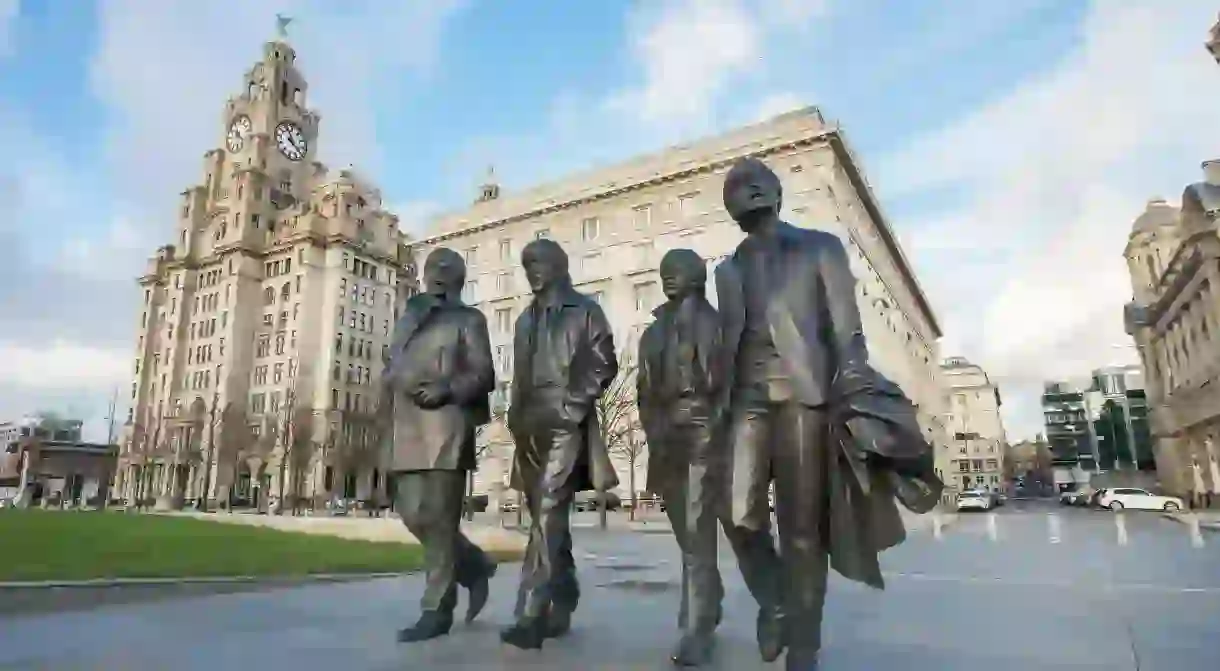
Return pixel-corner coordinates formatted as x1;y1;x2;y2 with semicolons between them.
723;157;782;231
659;248;706;301
521;238;569;294
423;247;466;299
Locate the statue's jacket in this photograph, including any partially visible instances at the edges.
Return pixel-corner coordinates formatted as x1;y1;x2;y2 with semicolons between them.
382;293;495;473
714;221;944;590
507;284;620;494
635;294;723;494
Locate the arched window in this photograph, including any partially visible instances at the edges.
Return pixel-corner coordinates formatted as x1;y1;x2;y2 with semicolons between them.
281;282;291;301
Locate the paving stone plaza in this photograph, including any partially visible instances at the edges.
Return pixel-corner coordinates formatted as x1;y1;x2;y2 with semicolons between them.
2;503;1218;670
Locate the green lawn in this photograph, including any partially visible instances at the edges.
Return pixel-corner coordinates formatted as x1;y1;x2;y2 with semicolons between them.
0;510;431;582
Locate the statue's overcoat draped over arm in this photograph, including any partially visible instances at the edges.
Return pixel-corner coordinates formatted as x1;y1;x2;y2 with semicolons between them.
714;223;943;589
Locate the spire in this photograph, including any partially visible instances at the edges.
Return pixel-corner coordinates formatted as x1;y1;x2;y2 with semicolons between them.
476;164;501;203
275;14;293;42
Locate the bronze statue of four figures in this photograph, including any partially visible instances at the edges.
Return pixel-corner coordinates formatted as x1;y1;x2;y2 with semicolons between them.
381;157;944;670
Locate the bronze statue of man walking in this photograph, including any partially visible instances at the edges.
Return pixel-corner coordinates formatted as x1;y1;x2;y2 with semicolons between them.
502;238;620;650
637;248;726;666
381;247;498;643
714;157;941;671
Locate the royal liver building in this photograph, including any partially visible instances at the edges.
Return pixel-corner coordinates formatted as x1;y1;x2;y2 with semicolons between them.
116;34;414;512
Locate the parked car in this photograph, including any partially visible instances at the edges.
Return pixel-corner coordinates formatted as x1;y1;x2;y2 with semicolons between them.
956;490;995;512
1087;488;1109;509
1098;487;1184;512
574;491;621;512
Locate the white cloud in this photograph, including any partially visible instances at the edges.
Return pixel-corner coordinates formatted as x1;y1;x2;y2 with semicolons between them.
0;0;466;426
752;92;806;122
391;200;445;236
0;340;129;391
0;0;17;58
879;0;1220;436
609;0;830;132
89;0;467;223
57;216;154;280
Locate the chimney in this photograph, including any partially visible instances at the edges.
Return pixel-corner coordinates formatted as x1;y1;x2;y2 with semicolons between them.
1203;159;1220;185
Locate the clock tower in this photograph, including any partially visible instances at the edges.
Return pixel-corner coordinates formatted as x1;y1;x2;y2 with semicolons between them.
123;22;415;514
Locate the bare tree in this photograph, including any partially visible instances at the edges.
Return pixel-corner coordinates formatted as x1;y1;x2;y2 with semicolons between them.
284;405;318;516
331;408;382;508
594;359;638;528
131;413;168;510
611;424;646;521
264;377;317;516
213;405;253;511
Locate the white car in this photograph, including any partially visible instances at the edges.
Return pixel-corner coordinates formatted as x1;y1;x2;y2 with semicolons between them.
1098;487;1184;512
956;490;994;512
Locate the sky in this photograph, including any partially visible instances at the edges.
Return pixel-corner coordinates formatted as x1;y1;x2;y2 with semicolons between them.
2;0;1219;443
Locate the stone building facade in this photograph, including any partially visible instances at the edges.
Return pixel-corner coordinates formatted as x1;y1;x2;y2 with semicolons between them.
1125;183;1220;501
411;107;947;505
1121;18;1220;503
940;357;1007;495
117;35;415;511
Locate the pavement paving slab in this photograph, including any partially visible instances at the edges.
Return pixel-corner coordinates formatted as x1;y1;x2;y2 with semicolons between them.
1;506;1216;670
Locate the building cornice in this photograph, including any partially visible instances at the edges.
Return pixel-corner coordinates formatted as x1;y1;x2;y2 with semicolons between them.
414;119;941;338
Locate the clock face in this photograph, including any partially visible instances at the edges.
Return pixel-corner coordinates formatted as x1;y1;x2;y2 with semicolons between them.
275;121;307;161
226;115;251;153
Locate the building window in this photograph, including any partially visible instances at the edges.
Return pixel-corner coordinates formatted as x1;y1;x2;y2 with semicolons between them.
499;238;512;260
581;217;600;241
495;345;510;373
591;291;605;306
465;246;479;266
263;287;275;305
632;205;652;230
495;308;512;334
634;282;657;311
496;271;512;294
582;252;601;277
677;192;698;218
535;228;550;240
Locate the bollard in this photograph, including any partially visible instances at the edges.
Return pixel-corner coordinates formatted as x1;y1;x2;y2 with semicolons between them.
1115;512;1128;546
986;512;998;542
932;511;943;540
1189;514;1206;549
1047;513;1062;544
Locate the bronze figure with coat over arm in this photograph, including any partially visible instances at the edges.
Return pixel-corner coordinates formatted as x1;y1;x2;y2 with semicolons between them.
380;247;498;644
502;238;620;650
713;157;942;671
636;248;727;666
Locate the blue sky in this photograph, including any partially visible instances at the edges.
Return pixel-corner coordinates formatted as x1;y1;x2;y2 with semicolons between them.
2;0;1219;442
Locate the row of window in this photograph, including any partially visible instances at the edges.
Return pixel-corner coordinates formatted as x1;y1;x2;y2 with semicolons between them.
252;360;295;386
954;459;1000;473
336;307;389;336
255;331;295;358
338;278;392;308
